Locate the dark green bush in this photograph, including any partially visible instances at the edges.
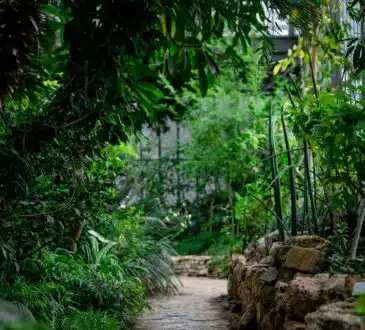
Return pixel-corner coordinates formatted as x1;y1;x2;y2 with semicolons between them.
56;311;121;330
0;252;147;329
175;231;222;255
0;210;179;330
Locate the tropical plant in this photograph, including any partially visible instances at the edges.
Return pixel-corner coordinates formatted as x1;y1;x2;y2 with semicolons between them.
81;235;118;271
272;0;365;248
56;311;120;330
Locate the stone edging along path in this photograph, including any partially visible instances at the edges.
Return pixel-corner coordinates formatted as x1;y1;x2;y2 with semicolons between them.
133;276;229;330
171;255;213;277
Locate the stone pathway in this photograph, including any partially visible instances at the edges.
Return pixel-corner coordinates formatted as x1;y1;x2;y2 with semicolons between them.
134;277;229;330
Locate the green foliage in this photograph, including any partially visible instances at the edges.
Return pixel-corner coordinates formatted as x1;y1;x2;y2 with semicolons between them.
271;1;365;245
0;280;68;325
357;294;365;317
0;208;180;328
328;222;365;275
182;48;268;181
56;311;120;330
176;231;222;255
281;113;298;236
171;0;365;267
175;232;236;279
328;222;352;274
0;136;178;329
0;0;276;284
235;190;274;247
179;47;273;238
0;251;147;328
208;255;231;279
96;209;181;294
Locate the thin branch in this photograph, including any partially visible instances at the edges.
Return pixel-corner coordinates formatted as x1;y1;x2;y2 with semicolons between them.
248;148;305;170
308;52;320;106
350;200;365;259
251;194;291;237
62;112;92;128
240;168;332;209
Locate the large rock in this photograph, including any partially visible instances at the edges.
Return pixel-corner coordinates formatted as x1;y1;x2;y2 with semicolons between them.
275;281;289;311
228;234;360;330
248;245;268;263
244;242;257;258
284;247;324;274
305;301;363;330
242;265;271;302
269;235;329;272
228;254;247;298
231;254;247;267
264;230;289;250
260;255;274;266
286;236;329;249
284;276;322;320
230;307;256;330
284;321;306;330
281;273;352;323
257;236;266;248
260;267;279;284
0;301;34;322
278;267;296;283
243;232;288;263
321;274;349;301
230;264;279;329
313;273;330;282
270;242;292;267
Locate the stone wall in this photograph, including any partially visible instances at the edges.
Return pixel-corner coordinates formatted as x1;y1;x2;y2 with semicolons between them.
172;256;212;277
228;231;365;330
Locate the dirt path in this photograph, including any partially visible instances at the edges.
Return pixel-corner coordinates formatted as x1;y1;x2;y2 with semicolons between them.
134;277;229;330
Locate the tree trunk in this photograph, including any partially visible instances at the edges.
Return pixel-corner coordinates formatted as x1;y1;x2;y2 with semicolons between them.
350;200;365;259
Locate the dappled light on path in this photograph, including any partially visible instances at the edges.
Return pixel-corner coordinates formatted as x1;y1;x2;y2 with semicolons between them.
134;277;229;330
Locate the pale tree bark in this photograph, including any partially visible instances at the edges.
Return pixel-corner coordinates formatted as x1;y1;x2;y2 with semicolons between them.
350;200;365;259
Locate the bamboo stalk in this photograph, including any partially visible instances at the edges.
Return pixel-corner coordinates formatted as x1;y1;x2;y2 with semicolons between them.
303;166;310;234
227;175;235;237
312;142;318;208
304;139;319;234
269;101;285;241
281;113;297;236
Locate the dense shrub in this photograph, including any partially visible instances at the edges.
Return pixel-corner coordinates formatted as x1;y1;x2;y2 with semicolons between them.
0;185;178;329
0;251;147;329
56;311;121;330
175;231;222;255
